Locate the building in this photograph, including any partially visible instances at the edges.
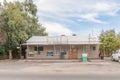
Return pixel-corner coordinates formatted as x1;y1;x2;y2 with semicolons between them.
24;36;101;59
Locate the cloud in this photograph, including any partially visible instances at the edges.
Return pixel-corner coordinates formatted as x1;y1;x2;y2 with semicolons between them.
1;0;120;36
79;13;105;24
43;22;73;36
34;0;120;35
35;0;120;24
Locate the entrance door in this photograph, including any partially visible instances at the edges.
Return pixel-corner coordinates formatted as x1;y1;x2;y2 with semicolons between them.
69;48;78;59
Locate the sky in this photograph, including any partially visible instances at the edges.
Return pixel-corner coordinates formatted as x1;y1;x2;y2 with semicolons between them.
1;0;120;36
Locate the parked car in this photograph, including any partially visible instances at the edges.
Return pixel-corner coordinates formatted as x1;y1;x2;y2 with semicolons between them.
111;50;120;62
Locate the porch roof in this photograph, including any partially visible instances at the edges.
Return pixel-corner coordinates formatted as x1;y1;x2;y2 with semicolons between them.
25;36;102;45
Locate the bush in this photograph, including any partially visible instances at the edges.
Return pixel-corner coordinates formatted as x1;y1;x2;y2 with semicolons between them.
0;46;7;59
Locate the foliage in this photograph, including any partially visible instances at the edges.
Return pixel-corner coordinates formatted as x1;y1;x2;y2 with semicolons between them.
0;0;47;58
0;45;6;59
116;33;120;49
99;29;119;56
0;29;7;45
0;45;5;53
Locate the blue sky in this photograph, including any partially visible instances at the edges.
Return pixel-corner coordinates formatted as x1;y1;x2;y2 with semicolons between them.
1;0;120;36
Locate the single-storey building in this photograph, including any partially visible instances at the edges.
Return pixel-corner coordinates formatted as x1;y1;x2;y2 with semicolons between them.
24;36;101;59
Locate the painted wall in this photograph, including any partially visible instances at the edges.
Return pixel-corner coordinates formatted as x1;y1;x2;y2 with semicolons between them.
27;45;99;59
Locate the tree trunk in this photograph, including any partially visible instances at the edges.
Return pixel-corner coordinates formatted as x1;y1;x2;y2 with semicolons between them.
9;50;12;60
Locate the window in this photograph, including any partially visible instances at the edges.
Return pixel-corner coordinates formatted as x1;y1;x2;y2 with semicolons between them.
38;47;43;51
34;47;37;51
34;46;44;51
92;46;96;51
34;46;44;55
47;51;53;56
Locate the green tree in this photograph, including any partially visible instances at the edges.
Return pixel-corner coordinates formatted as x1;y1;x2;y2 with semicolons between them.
22;0;48;38
99;29;117;56
0;29;7;45
116;33;120;49
23;0;37;16
0;45;6;59
0;0;47;59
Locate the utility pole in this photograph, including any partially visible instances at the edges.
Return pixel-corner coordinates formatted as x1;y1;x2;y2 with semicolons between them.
88;33;91;60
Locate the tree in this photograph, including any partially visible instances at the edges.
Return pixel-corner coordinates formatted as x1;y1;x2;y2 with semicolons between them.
22;0;48;38
0;45;6;59
0;29;7;45
99;29;118;56
116;33;120;49
0;0;47;59
23;0;37;16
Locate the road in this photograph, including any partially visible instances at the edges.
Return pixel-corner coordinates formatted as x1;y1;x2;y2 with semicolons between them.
0;73;120;80
0;60;119;80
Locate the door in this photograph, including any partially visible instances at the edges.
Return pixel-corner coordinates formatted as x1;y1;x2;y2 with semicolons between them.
69;48;78;59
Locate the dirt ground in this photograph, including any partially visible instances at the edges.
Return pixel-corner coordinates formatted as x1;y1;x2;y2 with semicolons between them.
0;58;120;75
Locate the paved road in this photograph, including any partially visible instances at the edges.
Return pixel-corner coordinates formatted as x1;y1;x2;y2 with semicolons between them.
0;73;120;80
0;60;119;80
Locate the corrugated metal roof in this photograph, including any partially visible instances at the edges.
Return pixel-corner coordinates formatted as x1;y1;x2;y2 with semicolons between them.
26;36;101;45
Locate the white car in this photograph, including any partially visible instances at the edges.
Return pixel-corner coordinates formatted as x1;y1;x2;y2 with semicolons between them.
111;50;120;62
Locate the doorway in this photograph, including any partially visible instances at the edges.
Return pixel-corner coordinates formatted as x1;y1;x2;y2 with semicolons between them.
69;48;78;59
